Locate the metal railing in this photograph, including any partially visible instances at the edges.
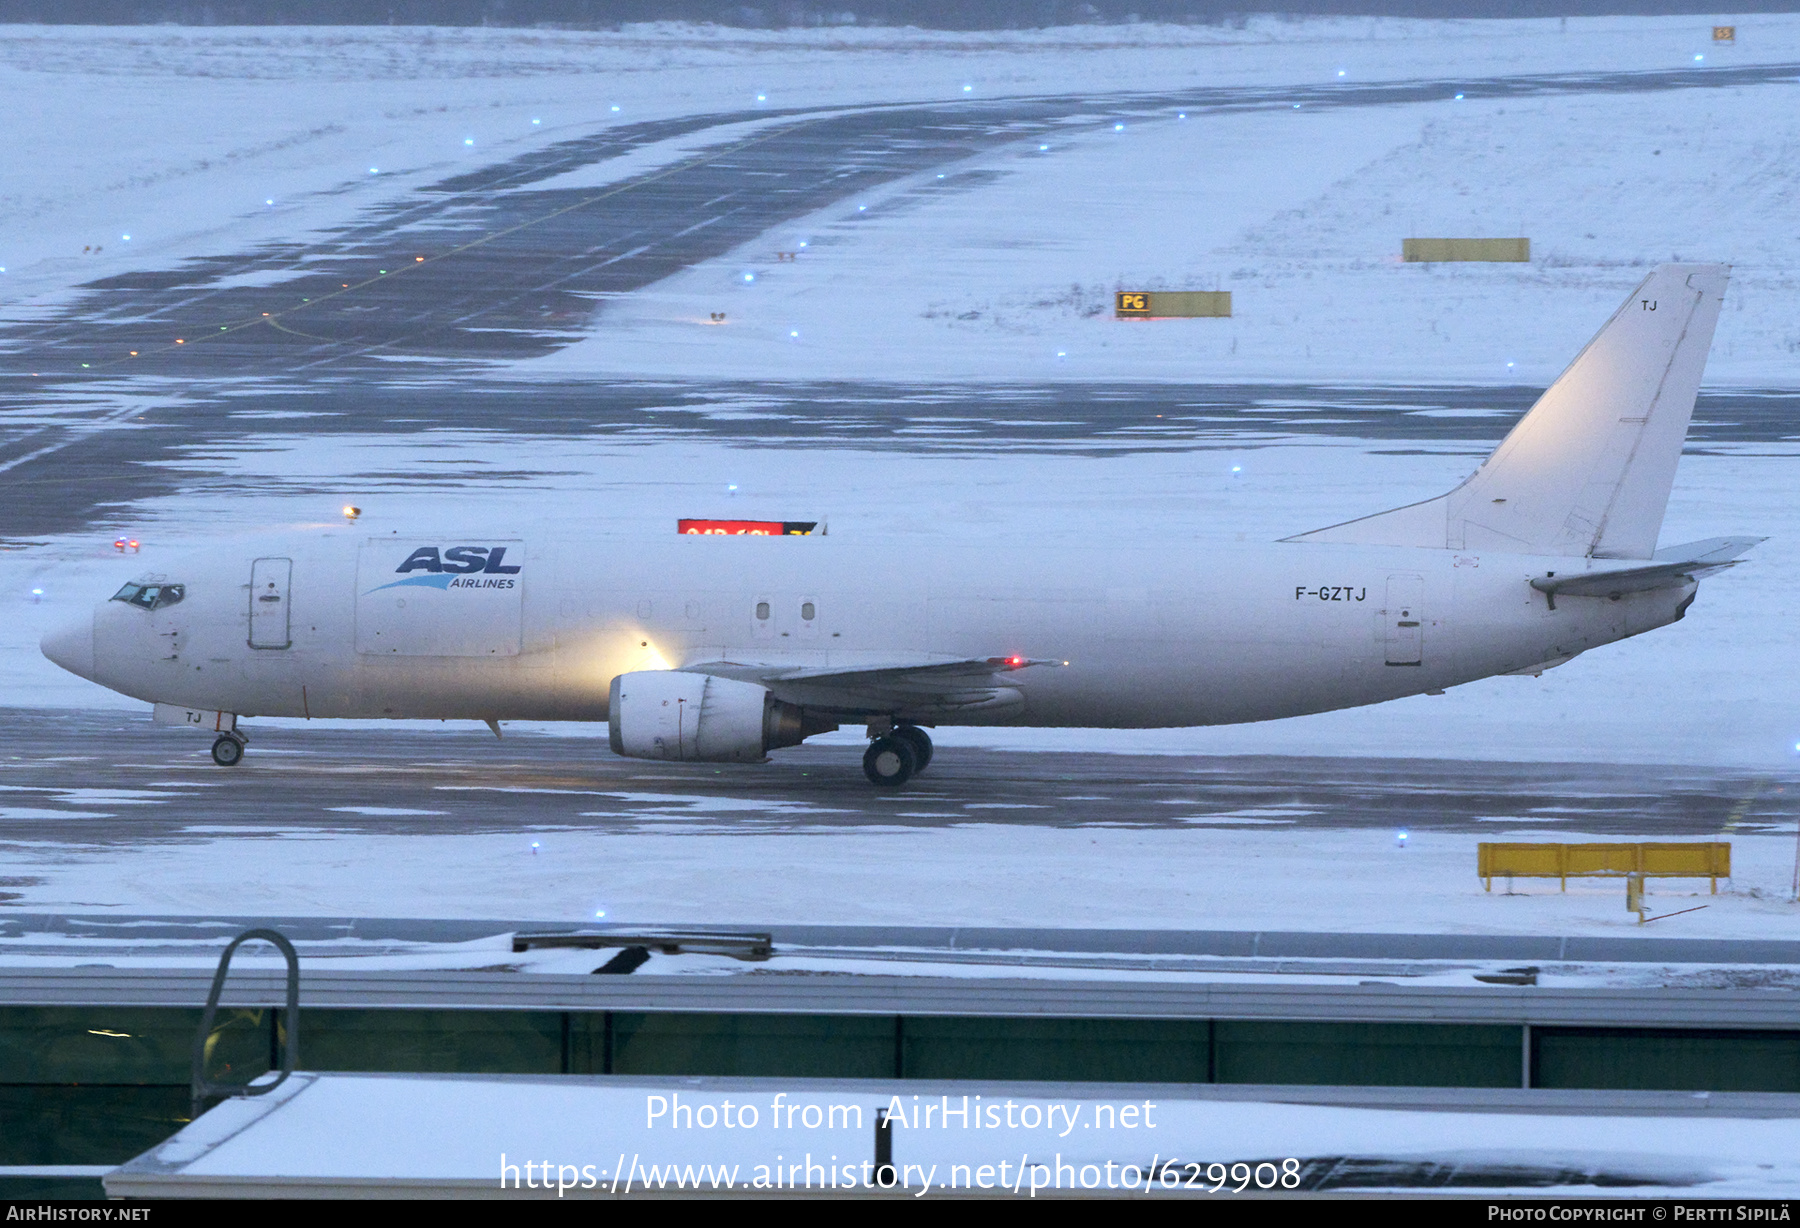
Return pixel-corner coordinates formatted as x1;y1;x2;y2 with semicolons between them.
190;928;299;1118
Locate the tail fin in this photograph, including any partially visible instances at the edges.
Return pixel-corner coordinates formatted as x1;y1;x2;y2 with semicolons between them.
1288;264;1729;559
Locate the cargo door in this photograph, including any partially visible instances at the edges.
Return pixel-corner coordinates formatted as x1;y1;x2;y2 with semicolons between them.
1382;574;1424;666
248;557;292;649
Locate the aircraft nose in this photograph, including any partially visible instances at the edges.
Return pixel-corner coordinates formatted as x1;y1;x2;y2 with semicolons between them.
41;614;95;680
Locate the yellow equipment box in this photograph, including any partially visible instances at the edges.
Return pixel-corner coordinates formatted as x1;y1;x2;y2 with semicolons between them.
1478;842;1730;893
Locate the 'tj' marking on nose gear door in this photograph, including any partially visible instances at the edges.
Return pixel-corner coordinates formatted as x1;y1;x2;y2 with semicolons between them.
1383;573;1424;666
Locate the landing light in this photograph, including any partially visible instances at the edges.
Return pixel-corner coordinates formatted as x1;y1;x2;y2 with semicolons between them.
343;506;361;522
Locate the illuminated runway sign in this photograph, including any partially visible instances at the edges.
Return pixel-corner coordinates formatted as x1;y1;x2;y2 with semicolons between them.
679;520;818;536
1115;291;1232;319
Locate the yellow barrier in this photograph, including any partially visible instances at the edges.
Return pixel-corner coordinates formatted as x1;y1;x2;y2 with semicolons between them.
1478;842;1730;893
1402;238;1530;263
1115;291;1232;318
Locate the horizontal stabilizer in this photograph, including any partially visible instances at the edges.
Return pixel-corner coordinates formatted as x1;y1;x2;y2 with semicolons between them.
1531;536;1763;604
1288;265;1730;559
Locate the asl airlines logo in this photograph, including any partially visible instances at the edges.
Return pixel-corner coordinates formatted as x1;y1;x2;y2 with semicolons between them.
364;545;522;594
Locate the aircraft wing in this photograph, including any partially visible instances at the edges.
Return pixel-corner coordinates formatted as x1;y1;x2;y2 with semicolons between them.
683;654;1062;718
1531;536;1764;605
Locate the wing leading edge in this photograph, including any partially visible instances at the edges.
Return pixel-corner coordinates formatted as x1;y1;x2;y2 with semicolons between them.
683;654;1063;719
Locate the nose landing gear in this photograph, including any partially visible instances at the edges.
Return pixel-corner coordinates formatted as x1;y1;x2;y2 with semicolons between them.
211;730;247;766
862;723;932;787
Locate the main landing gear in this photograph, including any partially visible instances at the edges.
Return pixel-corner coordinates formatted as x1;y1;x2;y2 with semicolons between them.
863;723;932;787
211;730;247;767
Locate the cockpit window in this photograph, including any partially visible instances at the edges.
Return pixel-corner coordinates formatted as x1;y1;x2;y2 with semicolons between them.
110;582;185;611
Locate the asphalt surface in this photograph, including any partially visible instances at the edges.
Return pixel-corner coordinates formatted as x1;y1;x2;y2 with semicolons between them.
3;60;1800;539
0;709;1790;861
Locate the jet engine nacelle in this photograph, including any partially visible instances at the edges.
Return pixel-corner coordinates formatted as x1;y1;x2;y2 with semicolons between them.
608;670;813;763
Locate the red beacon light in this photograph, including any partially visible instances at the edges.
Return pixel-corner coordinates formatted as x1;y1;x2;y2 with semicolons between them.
113;538;140;553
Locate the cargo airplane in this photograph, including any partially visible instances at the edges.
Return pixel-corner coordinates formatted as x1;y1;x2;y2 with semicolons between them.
42;265;1756;786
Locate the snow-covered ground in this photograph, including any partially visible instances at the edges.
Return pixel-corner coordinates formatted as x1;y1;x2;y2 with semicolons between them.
535;82;1800;385
5;19;1799;382
6;816;1790;937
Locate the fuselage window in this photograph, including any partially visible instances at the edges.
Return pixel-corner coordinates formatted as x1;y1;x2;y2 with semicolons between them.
755;601;771;621
110;582;185;611
801;601;816;621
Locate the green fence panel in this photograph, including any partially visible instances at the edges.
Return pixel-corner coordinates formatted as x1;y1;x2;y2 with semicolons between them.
1215;1021;1519;1087
612;1013;895;1078
901;1016;1210;1083
0;1006;267;1087
301;1009;563;1074
1534;1029;1800;1092
0;1084;189;1165
0;1177;108;1201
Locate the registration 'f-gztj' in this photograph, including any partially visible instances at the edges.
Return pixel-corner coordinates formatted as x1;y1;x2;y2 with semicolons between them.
43;266;1759;786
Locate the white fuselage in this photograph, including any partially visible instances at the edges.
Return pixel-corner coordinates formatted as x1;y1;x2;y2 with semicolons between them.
69;529;1691;728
